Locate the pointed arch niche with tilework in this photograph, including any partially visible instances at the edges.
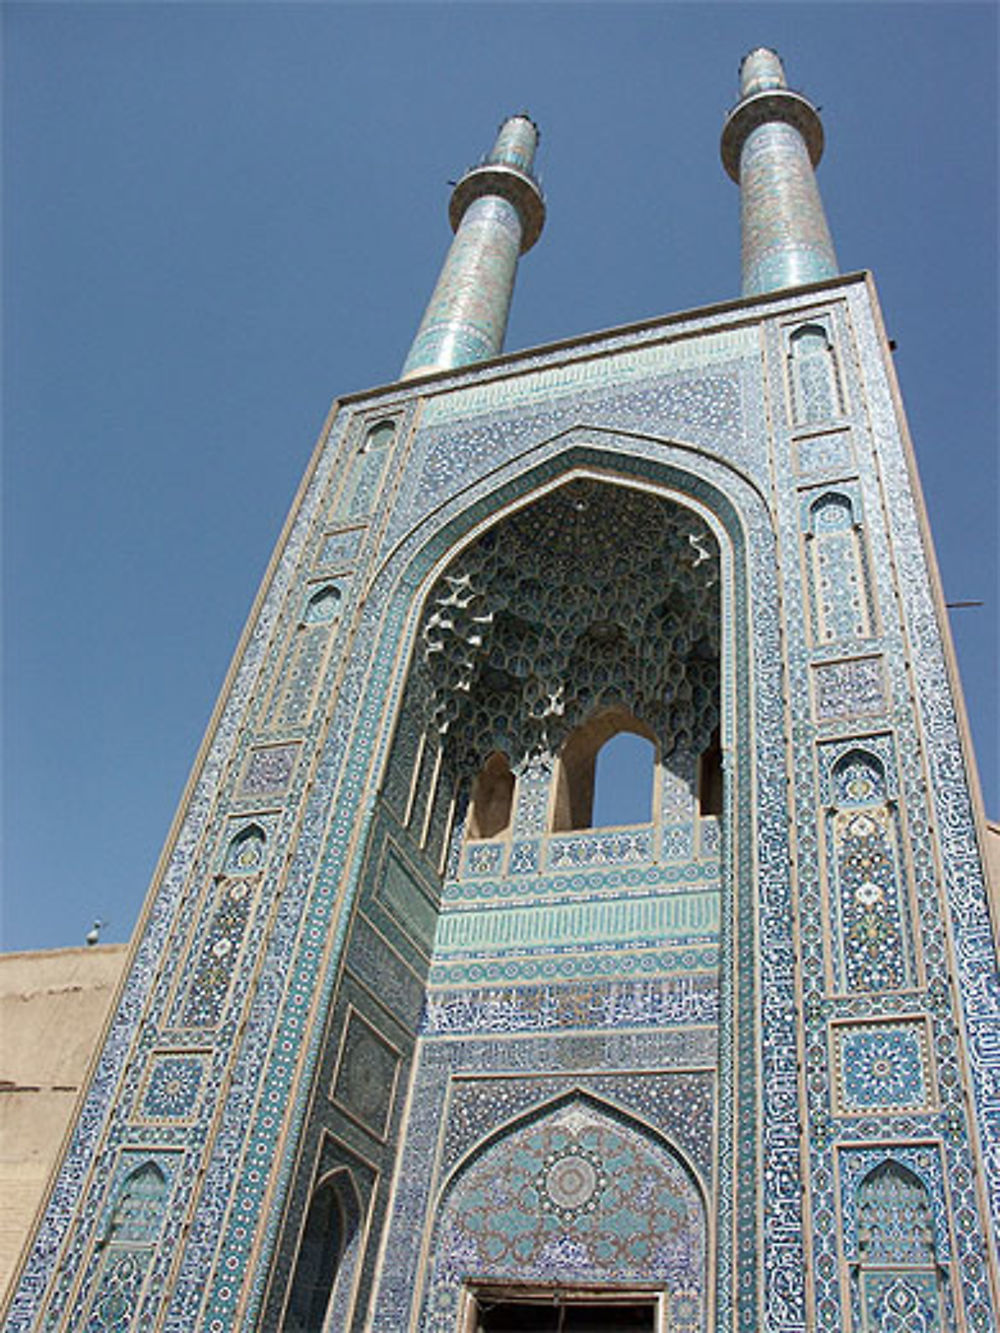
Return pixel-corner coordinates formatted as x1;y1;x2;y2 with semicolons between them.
421;1094;708;1331
257;440;791;1333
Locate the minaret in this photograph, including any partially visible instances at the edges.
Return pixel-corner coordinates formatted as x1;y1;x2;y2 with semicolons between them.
721;48;838;296
402;115;545;379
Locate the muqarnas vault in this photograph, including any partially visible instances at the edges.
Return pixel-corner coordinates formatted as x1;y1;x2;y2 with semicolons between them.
7;47;999;1333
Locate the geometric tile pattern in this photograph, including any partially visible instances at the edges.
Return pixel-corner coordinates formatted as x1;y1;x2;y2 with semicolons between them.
548;827;654;868
508;840;540;874
331;1011;400;1139
83;1251;157;1332
318;525;365;568
858;1269;942;1333
237;742;298;799
832;1021;931;1114
463;841;504;877
663;823;696;860
177;874;260;1028
813;656;886;721
793;430;853;478
138;1052;210;1123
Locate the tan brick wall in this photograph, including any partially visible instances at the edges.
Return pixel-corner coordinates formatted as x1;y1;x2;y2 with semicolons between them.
0;944;127;1304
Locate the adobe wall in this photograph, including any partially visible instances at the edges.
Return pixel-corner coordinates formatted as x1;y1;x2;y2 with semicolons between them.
0;944;127;1303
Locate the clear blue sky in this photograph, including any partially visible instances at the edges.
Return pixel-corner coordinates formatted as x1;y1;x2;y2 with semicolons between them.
4;3;996;950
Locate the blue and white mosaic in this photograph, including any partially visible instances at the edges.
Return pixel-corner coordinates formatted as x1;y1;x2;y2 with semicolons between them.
812;656;886;722
833;1021;931;1114
138;1053;210;1124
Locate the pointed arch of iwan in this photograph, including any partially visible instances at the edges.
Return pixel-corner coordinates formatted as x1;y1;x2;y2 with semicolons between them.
286;430;795;1327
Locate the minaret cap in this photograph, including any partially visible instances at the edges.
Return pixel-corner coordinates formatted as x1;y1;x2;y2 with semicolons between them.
739;47;788;96
448;113;546;252
721;47;824;181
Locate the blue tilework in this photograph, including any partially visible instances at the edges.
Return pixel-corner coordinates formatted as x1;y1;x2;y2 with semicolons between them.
8;280;999;1333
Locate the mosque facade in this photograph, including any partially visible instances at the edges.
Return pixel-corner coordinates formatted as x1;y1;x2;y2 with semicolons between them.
6;49;999;1333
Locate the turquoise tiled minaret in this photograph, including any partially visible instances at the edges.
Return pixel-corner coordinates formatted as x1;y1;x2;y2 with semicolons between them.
402;115;545;379
721;48;838;295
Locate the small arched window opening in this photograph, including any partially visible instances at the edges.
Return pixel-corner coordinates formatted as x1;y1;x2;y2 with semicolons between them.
103;1161;167;1248
832;749;886;807
697;727;723;817
303;584;341;625
790;323;831;357
225;823;266;875
592;732;655;828
790;322;842;423
363;419;395;452
857;1161;936;1266
809;491;854;536
468;752;515;839
553;708;656;832
283;1170;360;1333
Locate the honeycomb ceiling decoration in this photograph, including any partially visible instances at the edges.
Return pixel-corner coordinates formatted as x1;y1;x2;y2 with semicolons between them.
415;480;721;773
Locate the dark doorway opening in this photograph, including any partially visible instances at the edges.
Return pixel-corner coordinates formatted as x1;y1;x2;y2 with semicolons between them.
475;1295;657;1331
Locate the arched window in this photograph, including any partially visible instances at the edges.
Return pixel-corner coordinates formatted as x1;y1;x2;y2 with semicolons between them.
303;584;341;625
592;731;655;828
854;1161;945;1331
224;823;266;875
857;1161;935;1266
790;322;841;424
283;1170;361;1332
790;323;831;356
468;752;515;839
105;1161;167;1247
553;708;655;832
363;419;395;452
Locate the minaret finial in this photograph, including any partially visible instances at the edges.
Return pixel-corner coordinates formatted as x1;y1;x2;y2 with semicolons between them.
721;49;838;296
401;115;545;379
